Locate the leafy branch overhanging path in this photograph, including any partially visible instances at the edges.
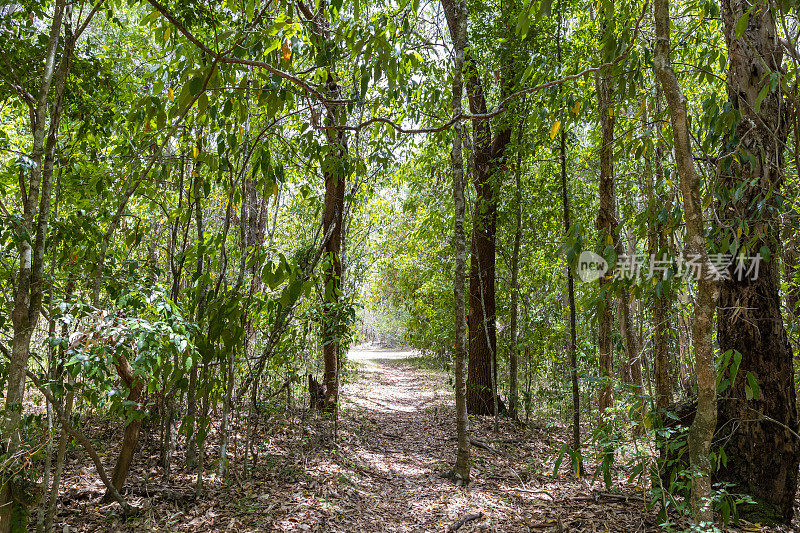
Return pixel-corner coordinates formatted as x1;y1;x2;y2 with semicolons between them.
145;0;648;134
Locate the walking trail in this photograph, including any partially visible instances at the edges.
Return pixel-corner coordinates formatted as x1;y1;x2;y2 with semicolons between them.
55;345;666;532
262;346;659;532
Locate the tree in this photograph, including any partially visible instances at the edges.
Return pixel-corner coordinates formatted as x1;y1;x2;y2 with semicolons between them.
594;0;617;416
448;0;471;483
0;2;75;529
713;0;799;523
441;0;516;415
653;0;719;522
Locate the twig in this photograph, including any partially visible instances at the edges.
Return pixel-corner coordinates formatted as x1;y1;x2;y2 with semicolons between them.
508;487;556;500
449;511;483;531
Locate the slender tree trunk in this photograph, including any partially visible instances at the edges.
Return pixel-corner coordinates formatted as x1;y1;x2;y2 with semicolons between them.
714;1;799;523
648;88;673;415
508;117;525;421
594;1;617;414
102;354;144;503
1;4;70;529
298;1;348;412
185;144;206;466
555;1;581;461
653;0;719;522
448;0;470;482
43;279;74;532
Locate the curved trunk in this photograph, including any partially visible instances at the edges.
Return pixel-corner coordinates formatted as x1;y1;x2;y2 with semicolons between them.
653;0;719;522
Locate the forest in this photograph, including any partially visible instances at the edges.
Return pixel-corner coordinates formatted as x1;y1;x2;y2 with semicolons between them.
1;0;800;530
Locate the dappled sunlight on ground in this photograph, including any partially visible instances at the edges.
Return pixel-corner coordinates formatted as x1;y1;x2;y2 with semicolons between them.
44;344;786;531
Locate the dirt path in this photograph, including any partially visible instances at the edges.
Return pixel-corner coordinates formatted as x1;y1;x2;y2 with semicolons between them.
331;346;523;531
55;345;669;532
294;346;653;532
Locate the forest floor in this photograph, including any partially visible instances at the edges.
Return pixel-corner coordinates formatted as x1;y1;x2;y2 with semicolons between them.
46;346;795;532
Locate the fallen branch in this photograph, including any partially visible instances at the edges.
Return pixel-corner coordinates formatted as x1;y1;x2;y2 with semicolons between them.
570;491;647;503
449;511;483;531
447;436;507;456
508;487;556;500
529;520;558;529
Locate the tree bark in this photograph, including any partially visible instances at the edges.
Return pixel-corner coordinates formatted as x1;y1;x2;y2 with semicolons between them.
1;4;70;530
714;0;799;523
508;117;525;421
594;0;617;415
653;0;719;522
648;87;673;415
298;0;348;412
102;354;144;503
441;0;514;415
555;1;581;461
448;0;470;482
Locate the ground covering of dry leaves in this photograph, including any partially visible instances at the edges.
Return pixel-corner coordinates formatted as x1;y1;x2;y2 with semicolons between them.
41;347;797;532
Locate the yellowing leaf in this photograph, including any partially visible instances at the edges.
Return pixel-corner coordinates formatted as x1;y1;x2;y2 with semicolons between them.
168;87;175;102
698;7;705;21
238;125;244;143
571;101;582;114
272;183;280;203
164;27;171;41
282;40;292;62
737;226;743;238
606;234;613;246
633;99;645;119
608;106;615;118
192;146;198;159
549;120;561;140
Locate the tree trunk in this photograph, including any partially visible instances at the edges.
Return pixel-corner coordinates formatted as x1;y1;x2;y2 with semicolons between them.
714;1;799;523
594;9;617;414
185;145;206;467
440;0;514;416
648;88;673;415
298;1;348;412
555;3;581;460
448;0;470;482
508;116;525;421
102;354;144;503
1;4;70;530
653;0;719;522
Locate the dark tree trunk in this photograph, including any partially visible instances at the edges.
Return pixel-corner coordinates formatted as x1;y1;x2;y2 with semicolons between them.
466;157;498;415
508;116;525;421
297;1;348;412
714;0;799;524
649;88;673;415
321;143;345;409
440;0;514;415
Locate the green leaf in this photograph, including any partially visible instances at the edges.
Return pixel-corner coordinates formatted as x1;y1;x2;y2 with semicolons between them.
735;12;749;39
553;442;568;477
754;82;770;113
516;8;531;39
279;278;304;308
188;75;205;96
745;371;760;400
729;349;742;388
